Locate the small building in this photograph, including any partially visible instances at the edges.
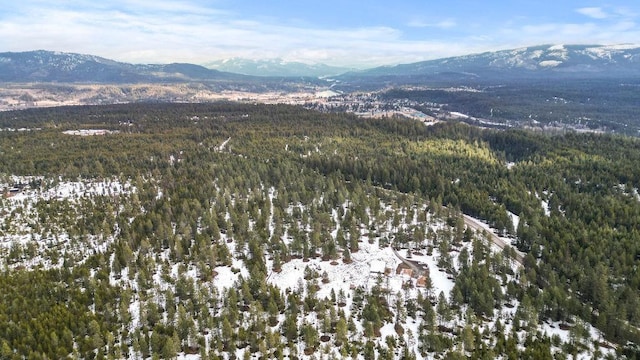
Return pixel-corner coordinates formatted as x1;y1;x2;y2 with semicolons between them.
400;268;413;278
3;187;21;198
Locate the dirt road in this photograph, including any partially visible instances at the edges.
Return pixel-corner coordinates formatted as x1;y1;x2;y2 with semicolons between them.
462;214;524;267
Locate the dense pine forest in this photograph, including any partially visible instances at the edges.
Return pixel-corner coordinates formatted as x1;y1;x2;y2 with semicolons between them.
0;103;639;359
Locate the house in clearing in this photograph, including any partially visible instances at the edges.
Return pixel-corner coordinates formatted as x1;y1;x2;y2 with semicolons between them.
400;268;413;278
3;187;21;198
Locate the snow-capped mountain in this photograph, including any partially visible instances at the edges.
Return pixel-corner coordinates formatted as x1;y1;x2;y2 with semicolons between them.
342;44;640;81
205;57;351;77
0;50;247;83
4;45;640;84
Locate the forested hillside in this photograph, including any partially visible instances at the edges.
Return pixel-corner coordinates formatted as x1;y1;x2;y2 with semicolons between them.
0;103;638;359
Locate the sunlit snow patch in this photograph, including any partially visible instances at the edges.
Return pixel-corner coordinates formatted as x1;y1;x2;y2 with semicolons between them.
63;129;119;136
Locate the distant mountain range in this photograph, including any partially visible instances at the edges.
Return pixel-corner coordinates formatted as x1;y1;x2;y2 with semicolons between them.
339;44;640;84
0;50;250;83
1;45;640;84
204;58;352;77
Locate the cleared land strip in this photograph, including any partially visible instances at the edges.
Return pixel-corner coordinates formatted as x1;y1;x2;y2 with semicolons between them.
462;214;525;267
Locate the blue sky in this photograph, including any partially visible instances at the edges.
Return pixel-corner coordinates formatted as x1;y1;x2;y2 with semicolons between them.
1;0;639;67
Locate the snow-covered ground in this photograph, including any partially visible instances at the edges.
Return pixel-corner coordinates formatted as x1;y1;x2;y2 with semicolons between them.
0;173;617;359
268;242;402;314
62;129;119;136
0;176;135;268
2;176;133;204
507;210;520;231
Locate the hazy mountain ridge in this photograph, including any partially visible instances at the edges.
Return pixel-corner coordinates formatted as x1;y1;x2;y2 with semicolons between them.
0;50;249;83
4;45;640;84
205;57;352;77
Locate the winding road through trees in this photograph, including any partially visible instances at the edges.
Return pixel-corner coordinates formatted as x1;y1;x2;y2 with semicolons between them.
461;214;524;267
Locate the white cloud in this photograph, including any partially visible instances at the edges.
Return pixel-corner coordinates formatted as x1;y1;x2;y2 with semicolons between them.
496;18;640;52
514;22;600;43
1;1;639;68
0;1;436;67
576;7;610;19
408;19;457;29
612;6;638;19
